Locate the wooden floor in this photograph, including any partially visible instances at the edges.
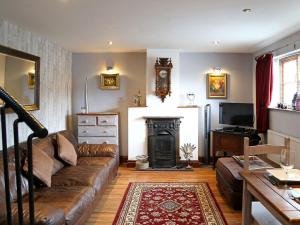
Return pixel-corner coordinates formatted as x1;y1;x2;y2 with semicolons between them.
86;165;242;225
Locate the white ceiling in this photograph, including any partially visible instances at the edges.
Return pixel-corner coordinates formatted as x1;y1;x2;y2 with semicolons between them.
1;0;300;53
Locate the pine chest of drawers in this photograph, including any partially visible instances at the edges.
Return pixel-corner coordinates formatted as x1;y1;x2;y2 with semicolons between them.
77;113;119;145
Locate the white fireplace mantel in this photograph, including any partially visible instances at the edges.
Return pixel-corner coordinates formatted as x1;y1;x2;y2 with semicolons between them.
128;106;201;161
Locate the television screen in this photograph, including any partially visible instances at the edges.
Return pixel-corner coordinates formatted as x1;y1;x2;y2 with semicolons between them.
219;103;254;127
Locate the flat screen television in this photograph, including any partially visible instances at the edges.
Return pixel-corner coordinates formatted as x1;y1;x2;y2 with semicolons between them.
219;102;254;127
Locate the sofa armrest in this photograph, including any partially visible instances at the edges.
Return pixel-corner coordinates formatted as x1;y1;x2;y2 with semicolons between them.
77;144;118;158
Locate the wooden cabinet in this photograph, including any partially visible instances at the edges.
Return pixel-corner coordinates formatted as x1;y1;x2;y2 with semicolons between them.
212;129;260;168
77;113;119;145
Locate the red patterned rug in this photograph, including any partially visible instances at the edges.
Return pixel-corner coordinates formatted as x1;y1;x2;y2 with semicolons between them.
113;182;228;225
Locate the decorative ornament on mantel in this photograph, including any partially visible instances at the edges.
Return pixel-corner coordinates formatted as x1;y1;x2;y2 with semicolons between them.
133;90;142;107
155;57;173;102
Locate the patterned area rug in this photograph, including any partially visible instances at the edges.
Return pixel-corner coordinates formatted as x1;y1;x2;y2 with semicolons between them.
113;182;228;225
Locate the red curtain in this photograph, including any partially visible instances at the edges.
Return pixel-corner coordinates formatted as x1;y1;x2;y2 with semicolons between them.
256;54;273;133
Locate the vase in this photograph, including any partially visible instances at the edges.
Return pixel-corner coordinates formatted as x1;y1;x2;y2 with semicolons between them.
186;92;195;106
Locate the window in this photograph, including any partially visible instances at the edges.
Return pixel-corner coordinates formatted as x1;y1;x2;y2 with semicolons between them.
272;54;300;107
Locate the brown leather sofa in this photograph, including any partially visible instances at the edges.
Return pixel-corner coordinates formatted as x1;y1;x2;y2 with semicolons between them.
0;130;119;225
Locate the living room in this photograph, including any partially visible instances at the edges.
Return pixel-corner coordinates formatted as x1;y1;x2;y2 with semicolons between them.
1;0;300;225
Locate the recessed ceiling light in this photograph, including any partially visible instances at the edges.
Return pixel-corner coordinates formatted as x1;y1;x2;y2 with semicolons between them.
212;40;220;45
108;41;113;45
242;8;252;13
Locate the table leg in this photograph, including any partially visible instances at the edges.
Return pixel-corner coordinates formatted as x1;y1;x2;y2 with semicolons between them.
242;180;253;225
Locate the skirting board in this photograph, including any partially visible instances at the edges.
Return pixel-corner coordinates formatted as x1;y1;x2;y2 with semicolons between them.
120;156;203;168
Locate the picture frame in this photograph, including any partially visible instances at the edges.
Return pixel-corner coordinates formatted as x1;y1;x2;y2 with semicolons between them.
100;73;120;90
28;72;35;89
207;73;227;99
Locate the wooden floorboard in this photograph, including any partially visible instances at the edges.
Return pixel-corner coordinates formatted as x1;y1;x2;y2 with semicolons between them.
86;165;242;225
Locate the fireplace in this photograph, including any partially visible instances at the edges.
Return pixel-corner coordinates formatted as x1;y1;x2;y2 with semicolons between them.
144;117;182;168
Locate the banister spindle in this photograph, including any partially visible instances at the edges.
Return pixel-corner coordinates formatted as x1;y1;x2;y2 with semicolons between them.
27;134;35;225
1;106;12;225
13;119;24;225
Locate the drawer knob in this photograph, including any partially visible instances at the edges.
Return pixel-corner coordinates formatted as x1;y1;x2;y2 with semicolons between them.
103;131;107;133
81;120;88;124
102;141;108;144
101;120;108;123
82;141;88;144
82;130;88;133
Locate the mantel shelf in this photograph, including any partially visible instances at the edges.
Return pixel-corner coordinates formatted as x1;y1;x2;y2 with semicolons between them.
177;105;201;108
143;116;183;119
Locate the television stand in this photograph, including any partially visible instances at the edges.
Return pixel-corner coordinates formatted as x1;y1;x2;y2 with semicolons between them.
212;128;260;168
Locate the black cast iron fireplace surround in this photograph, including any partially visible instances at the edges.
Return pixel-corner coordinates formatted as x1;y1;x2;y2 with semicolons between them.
144;117;182;168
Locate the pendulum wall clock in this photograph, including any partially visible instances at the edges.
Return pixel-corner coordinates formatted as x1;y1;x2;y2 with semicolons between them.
154;57;173;102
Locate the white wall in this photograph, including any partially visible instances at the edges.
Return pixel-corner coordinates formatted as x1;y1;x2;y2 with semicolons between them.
180;54;253;118
254;30;300;139
72;51;254;157
72;52;146;156
0;20;72;147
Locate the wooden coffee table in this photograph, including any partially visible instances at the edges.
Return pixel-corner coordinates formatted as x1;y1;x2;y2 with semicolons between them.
241;171;300;225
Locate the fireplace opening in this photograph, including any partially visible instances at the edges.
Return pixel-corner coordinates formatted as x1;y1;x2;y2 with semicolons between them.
144;117;182;168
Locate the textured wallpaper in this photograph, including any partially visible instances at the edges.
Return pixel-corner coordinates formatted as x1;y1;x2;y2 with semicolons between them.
0;20;72;148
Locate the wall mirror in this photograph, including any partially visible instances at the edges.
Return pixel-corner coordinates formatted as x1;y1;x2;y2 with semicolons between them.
0;45;40;111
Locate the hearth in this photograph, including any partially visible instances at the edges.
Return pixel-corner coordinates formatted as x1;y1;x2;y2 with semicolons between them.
144;117;182;168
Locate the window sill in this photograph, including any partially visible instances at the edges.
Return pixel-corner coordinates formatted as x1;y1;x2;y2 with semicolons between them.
269;107;300;114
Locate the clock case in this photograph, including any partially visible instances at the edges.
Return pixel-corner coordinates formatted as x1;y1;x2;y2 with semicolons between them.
154;57;173;102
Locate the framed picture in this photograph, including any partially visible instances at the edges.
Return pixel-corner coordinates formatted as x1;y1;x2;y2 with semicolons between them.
207;73;227;99
28;72;35;89
100;73;120;90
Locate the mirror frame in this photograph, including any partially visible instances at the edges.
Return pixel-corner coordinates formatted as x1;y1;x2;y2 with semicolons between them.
0;45;40;111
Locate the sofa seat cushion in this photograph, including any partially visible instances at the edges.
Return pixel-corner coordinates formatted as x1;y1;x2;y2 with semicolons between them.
5;203;65;225
77;157;114;167
51;166;109;193
28;186;94;225
216;157;243;193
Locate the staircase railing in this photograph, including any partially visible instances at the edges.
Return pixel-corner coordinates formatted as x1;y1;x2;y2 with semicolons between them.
0;87;48;225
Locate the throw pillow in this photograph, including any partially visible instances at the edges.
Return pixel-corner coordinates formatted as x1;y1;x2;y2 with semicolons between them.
51;159;64;175
23;146;54;187
57;133;77;166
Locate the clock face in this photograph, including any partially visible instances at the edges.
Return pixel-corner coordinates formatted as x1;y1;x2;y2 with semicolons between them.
159;70;168;79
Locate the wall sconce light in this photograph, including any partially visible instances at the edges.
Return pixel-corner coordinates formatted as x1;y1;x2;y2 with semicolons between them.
105;66;115;74
213;67;222;76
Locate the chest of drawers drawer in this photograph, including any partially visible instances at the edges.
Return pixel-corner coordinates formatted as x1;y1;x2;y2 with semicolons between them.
97;115;117;126
78;115;97;126
78;126;117;137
